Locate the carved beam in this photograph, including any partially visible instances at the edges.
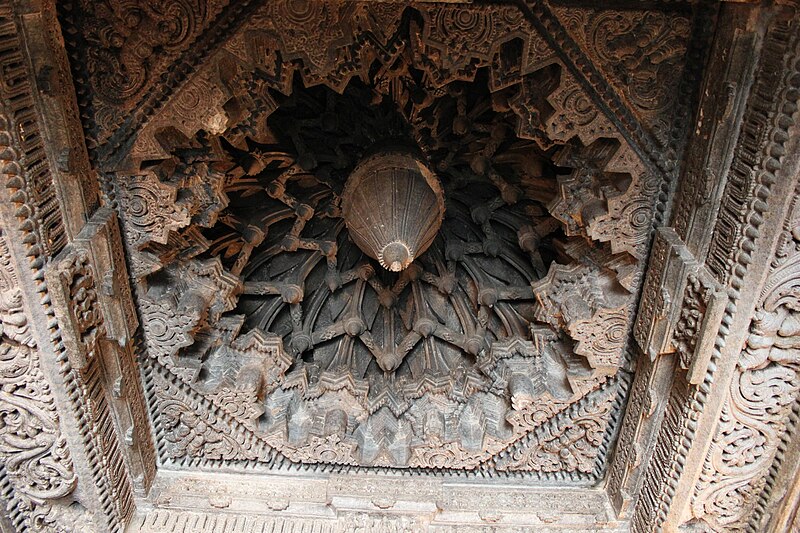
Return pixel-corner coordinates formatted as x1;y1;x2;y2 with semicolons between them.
0;2;154;530
622;3;800;531
607;1;761;520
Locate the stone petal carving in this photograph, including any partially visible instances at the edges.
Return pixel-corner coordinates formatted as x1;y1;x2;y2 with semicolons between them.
532;263;630;379
140;296;199;367
569;305;629;374
545;69;618;147
116;173;191;252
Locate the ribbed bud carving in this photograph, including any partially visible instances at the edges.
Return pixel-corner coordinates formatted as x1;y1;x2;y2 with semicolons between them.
342;148;445;272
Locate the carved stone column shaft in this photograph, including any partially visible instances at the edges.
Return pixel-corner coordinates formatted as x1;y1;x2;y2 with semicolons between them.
0;3;154;531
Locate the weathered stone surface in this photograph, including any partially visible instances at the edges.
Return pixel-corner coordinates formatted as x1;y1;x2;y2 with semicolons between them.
1;0;799;531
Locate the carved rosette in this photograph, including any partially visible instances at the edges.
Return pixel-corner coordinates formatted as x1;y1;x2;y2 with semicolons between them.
104;1;678;474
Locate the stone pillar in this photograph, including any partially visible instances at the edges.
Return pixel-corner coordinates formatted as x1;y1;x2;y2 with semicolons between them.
624;2;800;531
0;2;154;531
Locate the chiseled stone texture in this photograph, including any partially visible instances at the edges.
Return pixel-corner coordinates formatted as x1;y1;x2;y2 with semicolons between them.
0;0;798;531
131;470;626;532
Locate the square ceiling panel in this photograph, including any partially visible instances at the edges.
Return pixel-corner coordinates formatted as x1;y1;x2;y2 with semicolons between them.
58;0;702;482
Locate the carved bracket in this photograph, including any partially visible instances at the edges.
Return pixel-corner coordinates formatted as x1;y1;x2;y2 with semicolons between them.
634;227;725;383
46;208;139;369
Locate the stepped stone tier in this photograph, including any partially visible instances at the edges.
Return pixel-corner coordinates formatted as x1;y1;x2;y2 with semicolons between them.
0;1;799;531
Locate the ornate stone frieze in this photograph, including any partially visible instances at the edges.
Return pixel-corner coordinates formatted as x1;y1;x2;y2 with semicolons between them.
632;7;800;532
495;382;617;473
61;0;225;143
0;4;159;529
0;230;79;532
0;10;98;528
46;208;156;497
691;183;800;531
705;13;800;289
13;0;799;531
154;367;270;463
553;7;692;147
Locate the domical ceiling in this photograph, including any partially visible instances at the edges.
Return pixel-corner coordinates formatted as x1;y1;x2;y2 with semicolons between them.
61;0;697;477
6;1;800;532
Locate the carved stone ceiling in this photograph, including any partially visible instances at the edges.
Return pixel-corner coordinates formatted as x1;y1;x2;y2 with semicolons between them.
58;0;703;476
